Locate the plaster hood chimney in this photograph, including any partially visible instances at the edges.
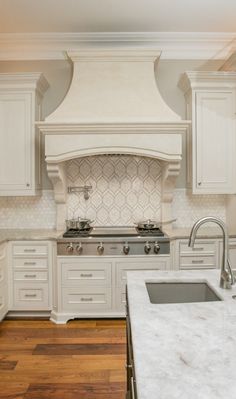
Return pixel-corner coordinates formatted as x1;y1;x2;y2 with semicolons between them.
46;49;181;123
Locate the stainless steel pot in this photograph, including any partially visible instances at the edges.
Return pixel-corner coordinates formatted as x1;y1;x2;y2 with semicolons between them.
135;219;176;230
66;218;93;230
77;217;94;230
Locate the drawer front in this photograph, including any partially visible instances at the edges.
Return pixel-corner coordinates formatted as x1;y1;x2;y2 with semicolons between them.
61;262;112;286
13;283;49;309
62;286;112;312
116;260;167;285
179;241;216;255
13;244;48;257
180;256;216;269
14;271;48;282
13;258;48;269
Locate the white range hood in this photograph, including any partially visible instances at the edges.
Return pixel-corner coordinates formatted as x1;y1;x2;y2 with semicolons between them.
46;49;181;124
38;48;189;229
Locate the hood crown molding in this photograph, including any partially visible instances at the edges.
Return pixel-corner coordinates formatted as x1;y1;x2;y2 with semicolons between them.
0;32;235;60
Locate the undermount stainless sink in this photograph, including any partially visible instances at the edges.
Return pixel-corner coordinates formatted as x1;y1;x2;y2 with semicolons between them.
146;282;222;304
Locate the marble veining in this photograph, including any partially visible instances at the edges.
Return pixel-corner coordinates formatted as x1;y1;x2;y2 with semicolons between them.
126;270;236;399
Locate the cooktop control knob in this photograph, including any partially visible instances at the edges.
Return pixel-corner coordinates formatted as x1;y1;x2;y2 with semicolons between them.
66;243;74;254
154;242;160;254
76;243;83;254
97;243;104;255
144;242;151;254
123;243;130;255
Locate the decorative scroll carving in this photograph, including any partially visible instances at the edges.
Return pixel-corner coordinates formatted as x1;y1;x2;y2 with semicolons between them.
47;163;67;203
46;163;67;230
161;161;181;226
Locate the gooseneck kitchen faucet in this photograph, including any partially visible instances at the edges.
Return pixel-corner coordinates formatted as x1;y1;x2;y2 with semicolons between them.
188;217;235;289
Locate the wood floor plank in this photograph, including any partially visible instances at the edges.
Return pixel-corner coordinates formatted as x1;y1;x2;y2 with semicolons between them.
0;360;18;370
33;343;126;355
0;382;29;398
24;382;125;398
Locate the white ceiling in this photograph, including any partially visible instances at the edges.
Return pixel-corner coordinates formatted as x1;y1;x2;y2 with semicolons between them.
1;0;236;33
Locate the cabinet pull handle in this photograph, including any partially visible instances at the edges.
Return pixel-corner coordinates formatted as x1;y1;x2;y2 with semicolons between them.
80;297;93;302
192;247;204;251
24;262;36;266
25;294;37;298
24;274;37;278
192;260;204;264
24;249;36;253
80;273;93;278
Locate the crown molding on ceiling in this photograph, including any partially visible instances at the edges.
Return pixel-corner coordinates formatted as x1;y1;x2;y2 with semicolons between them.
0;32;236;61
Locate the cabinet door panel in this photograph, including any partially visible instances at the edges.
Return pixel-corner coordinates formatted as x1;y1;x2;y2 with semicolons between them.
0;94;31;191
195;91;235;193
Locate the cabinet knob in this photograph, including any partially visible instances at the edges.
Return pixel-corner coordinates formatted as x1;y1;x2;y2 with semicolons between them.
26;183;30;187
198;182;202;186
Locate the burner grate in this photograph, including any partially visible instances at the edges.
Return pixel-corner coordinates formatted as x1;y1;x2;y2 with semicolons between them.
136;227;164;237
63;228;92;238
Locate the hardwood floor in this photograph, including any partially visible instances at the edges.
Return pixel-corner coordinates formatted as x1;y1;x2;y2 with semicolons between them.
0;319;126;398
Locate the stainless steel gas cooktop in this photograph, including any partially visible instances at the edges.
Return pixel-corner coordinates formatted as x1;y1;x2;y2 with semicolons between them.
58;226;169;256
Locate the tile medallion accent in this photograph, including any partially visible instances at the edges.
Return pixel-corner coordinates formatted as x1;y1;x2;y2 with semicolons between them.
66;155;162;225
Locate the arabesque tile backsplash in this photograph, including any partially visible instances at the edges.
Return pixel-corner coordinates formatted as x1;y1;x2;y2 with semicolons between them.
66;155;162;225
0;155;227;229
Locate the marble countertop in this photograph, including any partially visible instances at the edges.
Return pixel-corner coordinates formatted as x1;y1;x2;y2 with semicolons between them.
126;270;236;399
0;229;63;245
0;226;235;246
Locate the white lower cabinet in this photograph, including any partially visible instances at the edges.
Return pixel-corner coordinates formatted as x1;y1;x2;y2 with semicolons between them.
173;238;220;270
9;241;53;311
115;257;170;312
0;243;8;321
54;255;170;323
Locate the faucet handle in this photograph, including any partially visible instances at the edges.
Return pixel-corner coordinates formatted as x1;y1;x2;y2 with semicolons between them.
227;259;235;286
220;269;232;289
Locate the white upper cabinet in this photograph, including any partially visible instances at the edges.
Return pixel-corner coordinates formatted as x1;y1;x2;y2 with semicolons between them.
0;73;49;196
179;71;236;194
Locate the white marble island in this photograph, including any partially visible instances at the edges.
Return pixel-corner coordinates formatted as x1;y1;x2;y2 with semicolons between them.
126;270;236;399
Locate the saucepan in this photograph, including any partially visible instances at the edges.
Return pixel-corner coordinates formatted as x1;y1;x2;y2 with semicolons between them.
134;218;176;230
66;217;94;230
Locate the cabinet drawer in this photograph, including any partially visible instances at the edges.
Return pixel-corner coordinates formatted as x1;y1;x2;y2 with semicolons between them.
13;258;48;269
62;286;111;311
61;262;112;286
14;271;48;282
180;255;216;269
13;283;49;309
116;260;167;285
12;244;48;256
179;241;216;255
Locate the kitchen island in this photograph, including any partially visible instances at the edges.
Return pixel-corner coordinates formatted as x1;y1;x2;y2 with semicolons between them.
126;270;236;399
